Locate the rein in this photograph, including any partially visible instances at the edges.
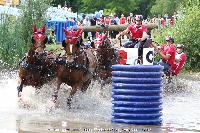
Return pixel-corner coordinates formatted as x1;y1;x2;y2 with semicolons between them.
57;48;89;73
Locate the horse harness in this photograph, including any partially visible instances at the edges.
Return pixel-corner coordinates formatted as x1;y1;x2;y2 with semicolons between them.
19;51;54;71
95;48;117;70
56;48;89;73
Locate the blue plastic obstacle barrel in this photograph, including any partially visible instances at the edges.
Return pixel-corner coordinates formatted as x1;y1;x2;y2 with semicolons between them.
47;20;77;43
111;65;163;125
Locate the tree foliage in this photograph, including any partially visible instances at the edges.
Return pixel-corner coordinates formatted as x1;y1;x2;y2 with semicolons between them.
50;0;188;17
0;0;51;69
51;0;155;17
150;0;187;16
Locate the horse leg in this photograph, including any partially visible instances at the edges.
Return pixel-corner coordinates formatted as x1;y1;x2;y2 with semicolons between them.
67;83;80;108
52;79;62;103
35;87;42;95
17;83;23;98
81;79;91;92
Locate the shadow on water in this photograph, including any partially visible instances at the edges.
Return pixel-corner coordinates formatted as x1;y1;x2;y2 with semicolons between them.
0;70;200;133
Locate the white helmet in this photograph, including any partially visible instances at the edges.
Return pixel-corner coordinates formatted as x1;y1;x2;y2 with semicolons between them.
135;15;143;21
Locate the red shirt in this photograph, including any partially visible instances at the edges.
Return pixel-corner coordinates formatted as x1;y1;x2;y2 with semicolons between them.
171;52;187;75
161;18;165;26
119;17;126;24
161;44;176;66
128;24;148;39
171;17;175;25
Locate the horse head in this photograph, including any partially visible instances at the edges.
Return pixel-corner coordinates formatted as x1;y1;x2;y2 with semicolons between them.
62;28;83;55
95;33;111;48
32;24;48;52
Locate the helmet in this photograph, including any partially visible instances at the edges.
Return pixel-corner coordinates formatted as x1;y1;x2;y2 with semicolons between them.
165;36;171;41
135;15;143;21
170;37;174;43
176;44;184;49
165;36;174;42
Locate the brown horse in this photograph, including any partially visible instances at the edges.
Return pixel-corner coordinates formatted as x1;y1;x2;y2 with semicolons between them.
17;24;57;99
94;33;119;86
52;28;97;107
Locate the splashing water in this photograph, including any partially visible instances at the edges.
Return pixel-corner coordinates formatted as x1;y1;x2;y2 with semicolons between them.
0;70;200;133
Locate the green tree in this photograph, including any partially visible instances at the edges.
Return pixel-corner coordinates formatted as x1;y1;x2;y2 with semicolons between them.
150;0;187;16
51;0;82;12
79;0;108;13
105;0;138;16
136;0;156;18
51;0;156;17
0;0;51;69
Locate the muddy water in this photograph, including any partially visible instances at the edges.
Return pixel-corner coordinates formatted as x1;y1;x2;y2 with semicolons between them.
0;70;200;133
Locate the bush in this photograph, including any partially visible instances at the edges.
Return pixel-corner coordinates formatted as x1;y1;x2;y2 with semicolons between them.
0;0;51;69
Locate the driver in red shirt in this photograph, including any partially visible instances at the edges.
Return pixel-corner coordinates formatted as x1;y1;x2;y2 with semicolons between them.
117;15;149;48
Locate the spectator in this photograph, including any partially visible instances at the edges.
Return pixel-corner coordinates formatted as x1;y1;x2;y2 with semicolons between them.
90;15;97;38
127;13;134;24
104;15;111;26
119;14;126;39
171;12;177;25
114;14;120;25
82;16;91;39
110;15;118;39
119;14;126;25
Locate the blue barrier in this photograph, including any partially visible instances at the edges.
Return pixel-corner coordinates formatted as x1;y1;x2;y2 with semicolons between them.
111;65;163;125
47;20;77;43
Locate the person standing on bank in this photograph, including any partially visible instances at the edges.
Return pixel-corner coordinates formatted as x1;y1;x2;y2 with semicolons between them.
171;44;187;76
152;36;176;71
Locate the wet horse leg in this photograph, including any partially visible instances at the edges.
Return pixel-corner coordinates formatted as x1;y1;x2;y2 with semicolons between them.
17;82;23;98
67;83;81;108
17;77;24;99
81;79;91;92
52;78;62;103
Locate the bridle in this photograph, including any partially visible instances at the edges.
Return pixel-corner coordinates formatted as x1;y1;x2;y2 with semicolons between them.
32;31;47;49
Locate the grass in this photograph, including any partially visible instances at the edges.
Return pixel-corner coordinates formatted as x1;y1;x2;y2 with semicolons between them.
45;44;65;56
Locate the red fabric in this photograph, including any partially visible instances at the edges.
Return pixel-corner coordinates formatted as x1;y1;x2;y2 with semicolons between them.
76;29;84;37
161;19;165;26
171;17;175;25
96;33;107;46
33;31;46;41
118;50;127;64
171;52;187;75
128;24;148;39
119;17;126;24
64;29;83;44
161;44;176;66
98;17;104;24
